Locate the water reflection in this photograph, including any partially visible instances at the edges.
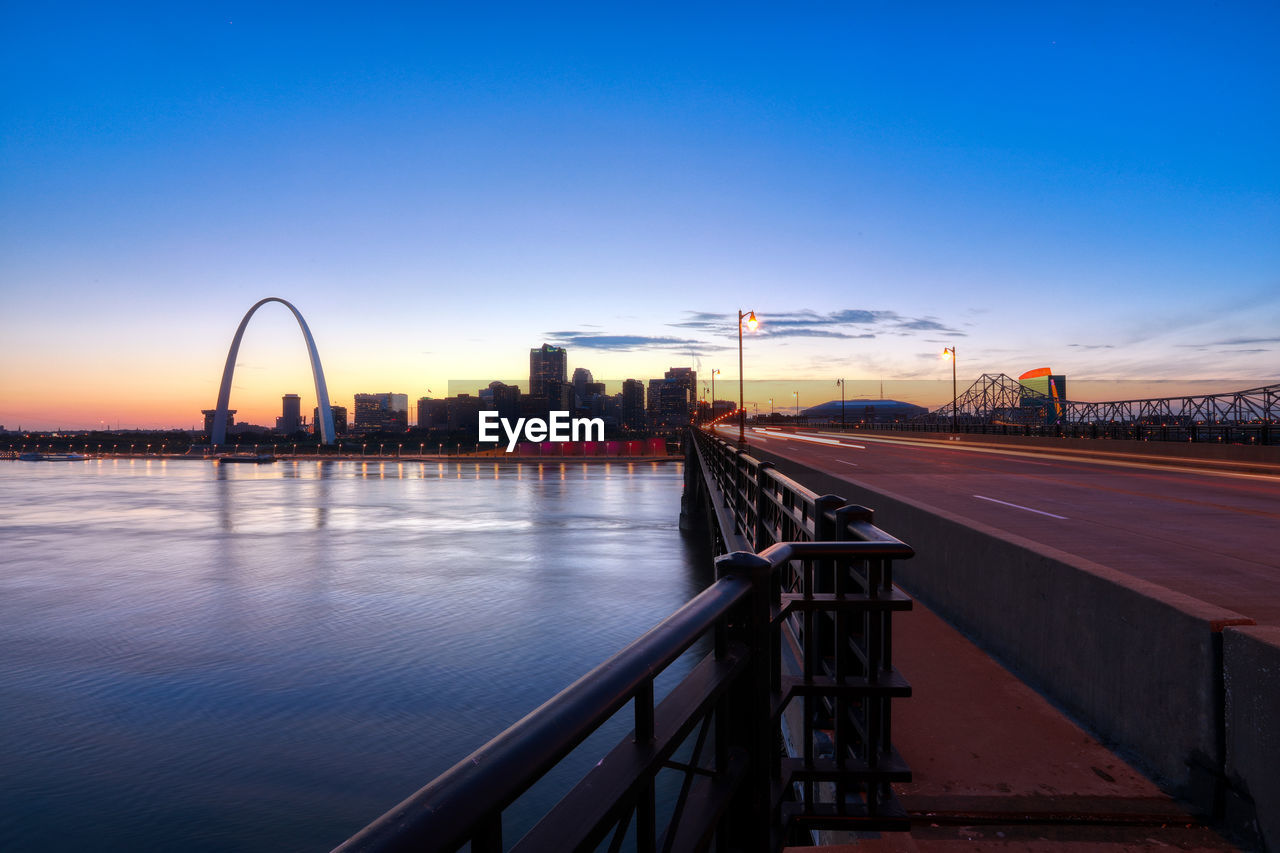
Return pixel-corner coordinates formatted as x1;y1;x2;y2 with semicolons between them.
0;459;702;853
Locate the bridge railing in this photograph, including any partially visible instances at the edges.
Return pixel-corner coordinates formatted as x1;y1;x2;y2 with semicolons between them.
335;430;915;853
688;428;917;838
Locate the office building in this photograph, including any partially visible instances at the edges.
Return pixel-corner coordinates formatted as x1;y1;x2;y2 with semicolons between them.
572;368;593;404
485;381;521;422
279;394;301;434
202;409;235;434
417;398;448;430
621;379;646;431
446;394;483;434
312;406;348;435
530;344;567;401
354;393;409;433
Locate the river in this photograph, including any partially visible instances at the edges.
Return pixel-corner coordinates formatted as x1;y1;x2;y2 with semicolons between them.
0;457;711;851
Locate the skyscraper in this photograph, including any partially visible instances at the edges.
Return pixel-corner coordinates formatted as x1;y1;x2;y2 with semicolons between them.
572;367;594;405
621;379;646;431
279;394;301;434
529;344;567;401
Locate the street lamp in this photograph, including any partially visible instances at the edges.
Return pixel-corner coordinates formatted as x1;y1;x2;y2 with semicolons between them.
738;310;758;445
837;378;846;428
942;346;957;433
793;391;799;418
710;369;720;424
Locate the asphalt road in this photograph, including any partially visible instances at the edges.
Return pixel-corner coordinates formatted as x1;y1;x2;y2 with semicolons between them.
717;426;1280;627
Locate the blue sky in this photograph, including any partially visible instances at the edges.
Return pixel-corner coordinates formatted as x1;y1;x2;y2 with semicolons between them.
2;3;1277;428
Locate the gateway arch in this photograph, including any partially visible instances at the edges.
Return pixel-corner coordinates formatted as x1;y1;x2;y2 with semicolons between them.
210;297;336;446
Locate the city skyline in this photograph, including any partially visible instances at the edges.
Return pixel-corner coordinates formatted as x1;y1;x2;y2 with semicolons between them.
3;4;1278;430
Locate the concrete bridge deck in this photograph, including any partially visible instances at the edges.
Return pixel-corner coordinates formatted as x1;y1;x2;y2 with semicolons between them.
721;426;1279;627
715;426;1276;850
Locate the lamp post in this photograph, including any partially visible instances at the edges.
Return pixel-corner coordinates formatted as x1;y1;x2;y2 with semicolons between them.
942;346;957;433
793;391;799;418
710;369;720;424
737;311;757;445
837;378;845;428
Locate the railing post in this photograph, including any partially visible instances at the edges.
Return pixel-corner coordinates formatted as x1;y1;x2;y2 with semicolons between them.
734;448;749;536
715;550;776;853
754;461;775;550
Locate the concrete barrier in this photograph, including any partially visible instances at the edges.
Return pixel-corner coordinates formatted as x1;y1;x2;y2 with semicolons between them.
1224;626;1280;851
750;447;1255;814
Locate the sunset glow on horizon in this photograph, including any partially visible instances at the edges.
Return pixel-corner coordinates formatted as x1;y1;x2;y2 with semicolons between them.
2;4;1277;430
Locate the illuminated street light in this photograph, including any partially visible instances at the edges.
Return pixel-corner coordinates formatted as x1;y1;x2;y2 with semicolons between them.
942;346;957;433
837;378;846;428
710;369;720;424
738;310;758;445
793;391;799;417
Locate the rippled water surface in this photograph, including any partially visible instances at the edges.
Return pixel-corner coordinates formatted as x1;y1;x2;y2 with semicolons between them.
0;458;711;852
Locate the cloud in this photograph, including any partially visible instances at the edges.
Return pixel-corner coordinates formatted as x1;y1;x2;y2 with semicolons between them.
1176;336;1280;348
670;308;963;337
546;331;712;352
760;329;875;340
828;309;897;325
892;318;959;332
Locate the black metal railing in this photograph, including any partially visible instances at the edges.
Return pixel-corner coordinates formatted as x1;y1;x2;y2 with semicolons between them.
688;428;916;839
335;430;914;853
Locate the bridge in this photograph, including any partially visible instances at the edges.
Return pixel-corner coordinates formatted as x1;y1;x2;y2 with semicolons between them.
724;422;1279;850
333;426;1277;851
912;374;1278;444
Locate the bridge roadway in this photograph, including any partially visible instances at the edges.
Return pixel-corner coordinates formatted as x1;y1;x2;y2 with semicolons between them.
716;425;1280;627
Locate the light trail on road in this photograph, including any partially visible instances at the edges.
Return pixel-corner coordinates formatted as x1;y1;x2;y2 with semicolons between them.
716;425;1280;626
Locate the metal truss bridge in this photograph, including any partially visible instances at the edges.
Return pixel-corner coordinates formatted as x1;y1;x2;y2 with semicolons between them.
926;374;1278;428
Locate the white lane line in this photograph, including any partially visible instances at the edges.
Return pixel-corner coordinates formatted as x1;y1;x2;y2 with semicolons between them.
759;431;843;446
834;459;859;467
973;494;1068;519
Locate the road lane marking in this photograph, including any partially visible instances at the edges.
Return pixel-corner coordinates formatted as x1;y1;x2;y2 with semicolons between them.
758;429;863;448
973;494;1068;519
834;459;859;467
815;432;1279;481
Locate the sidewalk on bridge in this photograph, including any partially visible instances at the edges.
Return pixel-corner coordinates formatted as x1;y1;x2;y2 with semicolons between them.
787;598;1242;852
